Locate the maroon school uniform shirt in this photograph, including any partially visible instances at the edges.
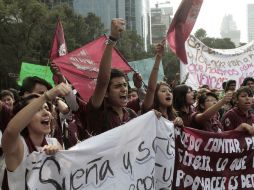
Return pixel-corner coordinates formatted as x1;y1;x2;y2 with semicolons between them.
177;106;195;128
0;104;13;156
191;112;223;132
0;104;13;132
76;98;137;140
221;107;254;131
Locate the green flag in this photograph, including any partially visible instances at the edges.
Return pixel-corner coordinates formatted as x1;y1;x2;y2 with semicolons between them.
18;62;54;86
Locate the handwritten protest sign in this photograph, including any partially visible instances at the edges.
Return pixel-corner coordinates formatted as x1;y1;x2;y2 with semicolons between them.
180;35;254;89
26;112;175;190
23;111;254;189
174;126;254;190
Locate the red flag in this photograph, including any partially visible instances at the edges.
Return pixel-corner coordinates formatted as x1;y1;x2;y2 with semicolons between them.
49;18;68;61
52;35;133;102
167;0;203;64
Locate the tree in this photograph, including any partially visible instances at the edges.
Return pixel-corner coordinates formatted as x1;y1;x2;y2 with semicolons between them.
0;1;107;89
162;51;180;83
193;28;236;49
194;28;207;41
0;0;48;89
202;37;236;49
116;30;149;61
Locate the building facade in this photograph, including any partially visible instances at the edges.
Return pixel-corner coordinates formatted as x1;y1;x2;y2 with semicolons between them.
73;0;151;50
248;4;254;42
220;14;240;46
151;6;172;44
40;0;74;8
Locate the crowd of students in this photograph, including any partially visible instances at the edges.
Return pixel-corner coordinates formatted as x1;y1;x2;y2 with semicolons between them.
1;18;254;190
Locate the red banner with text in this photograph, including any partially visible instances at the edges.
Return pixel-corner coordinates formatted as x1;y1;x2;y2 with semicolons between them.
52;35;132;102
174;126;254;190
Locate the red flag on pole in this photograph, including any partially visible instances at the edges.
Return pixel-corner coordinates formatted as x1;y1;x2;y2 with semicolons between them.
167;0;203;64
49;18;68;61
52;35;133;102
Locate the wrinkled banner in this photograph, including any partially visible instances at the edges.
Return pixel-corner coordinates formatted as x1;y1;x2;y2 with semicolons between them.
180;35;254;89
174;126;254;190
24;111;254;190
26;111;175;190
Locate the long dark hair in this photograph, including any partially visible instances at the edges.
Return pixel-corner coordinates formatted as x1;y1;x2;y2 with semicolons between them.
196;92;218;113
154;82;177;120
173;84;192;111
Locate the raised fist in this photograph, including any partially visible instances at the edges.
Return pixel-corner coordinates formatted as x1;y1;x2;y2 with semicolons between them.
111;18;125;39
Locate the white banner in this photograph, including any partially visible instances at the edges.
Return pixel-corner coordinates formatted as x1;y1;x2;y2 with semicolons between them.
25;111;175;190
181;35;254;89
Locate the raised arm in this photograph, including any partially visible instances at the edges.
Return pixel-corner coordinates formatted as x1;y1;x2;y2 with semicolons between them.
91;18;125;108
2;83;71;171
142;41;165;110
195;91;233;123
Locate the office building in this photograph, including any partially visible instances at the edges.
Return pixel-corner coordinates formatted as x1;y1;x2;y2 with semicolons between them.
40;0;74;9
151;4;172;44
73;0;151;50
220;14;240;46
248;4;254;42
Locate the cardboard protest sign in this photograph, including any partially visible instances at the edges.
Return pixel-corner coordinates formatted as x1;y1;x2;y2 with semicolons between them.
18;62;54;86
180;35;254;89
26;111;175;190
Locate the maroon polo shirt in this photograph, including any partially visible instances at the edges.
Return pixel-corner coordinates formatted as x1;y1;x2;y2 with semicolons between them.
127;98;141;114
0;104;13;132
191;112;223;132
221;107;254;131
178;106;195;128
0;104;13;156
76;98;137;140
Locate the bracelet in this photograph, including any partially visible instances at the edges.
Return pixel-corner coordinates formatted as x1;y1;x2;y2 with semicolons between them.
109;35;118;42
44;92;51;102
105;38;117;46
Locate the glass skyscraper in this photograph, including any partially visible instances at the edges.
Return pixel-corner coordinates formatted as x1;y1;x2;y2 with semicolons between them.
40;0;74;9
248;4;254;42
73;0;151;50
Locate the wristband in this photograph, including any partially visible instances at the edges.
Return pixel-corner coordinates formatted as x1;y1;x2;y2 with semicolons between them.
109;35;118;42
105;38;117;46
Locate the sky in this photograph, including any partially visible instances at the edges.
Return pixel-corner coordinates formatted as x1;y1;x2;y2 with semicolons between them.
151;0;254;43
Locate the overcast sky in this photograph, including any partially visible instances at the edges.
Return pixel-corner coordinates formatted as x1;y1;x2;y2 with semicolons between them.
151;0;254;43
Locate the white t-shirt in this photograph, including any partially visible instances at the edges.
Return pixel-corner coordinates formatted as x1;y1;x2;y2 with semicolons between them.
7;136;58;190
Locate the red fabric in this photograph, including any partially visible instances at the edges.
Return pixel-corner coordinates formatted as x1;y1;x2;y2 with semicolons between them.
49;18;68;61
52;35;133;102
167;0;203;64
76;98;137;140
174;126;254;189
221;107;254;131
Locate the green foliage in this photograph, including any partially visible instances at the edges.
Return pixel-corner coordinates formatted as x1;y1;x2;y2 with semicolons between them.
202;37;236;49
194;28;207;40
116;30;150;61
0;1;107;89
194;28;236;49
162;50;180;82
0;0;150;89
